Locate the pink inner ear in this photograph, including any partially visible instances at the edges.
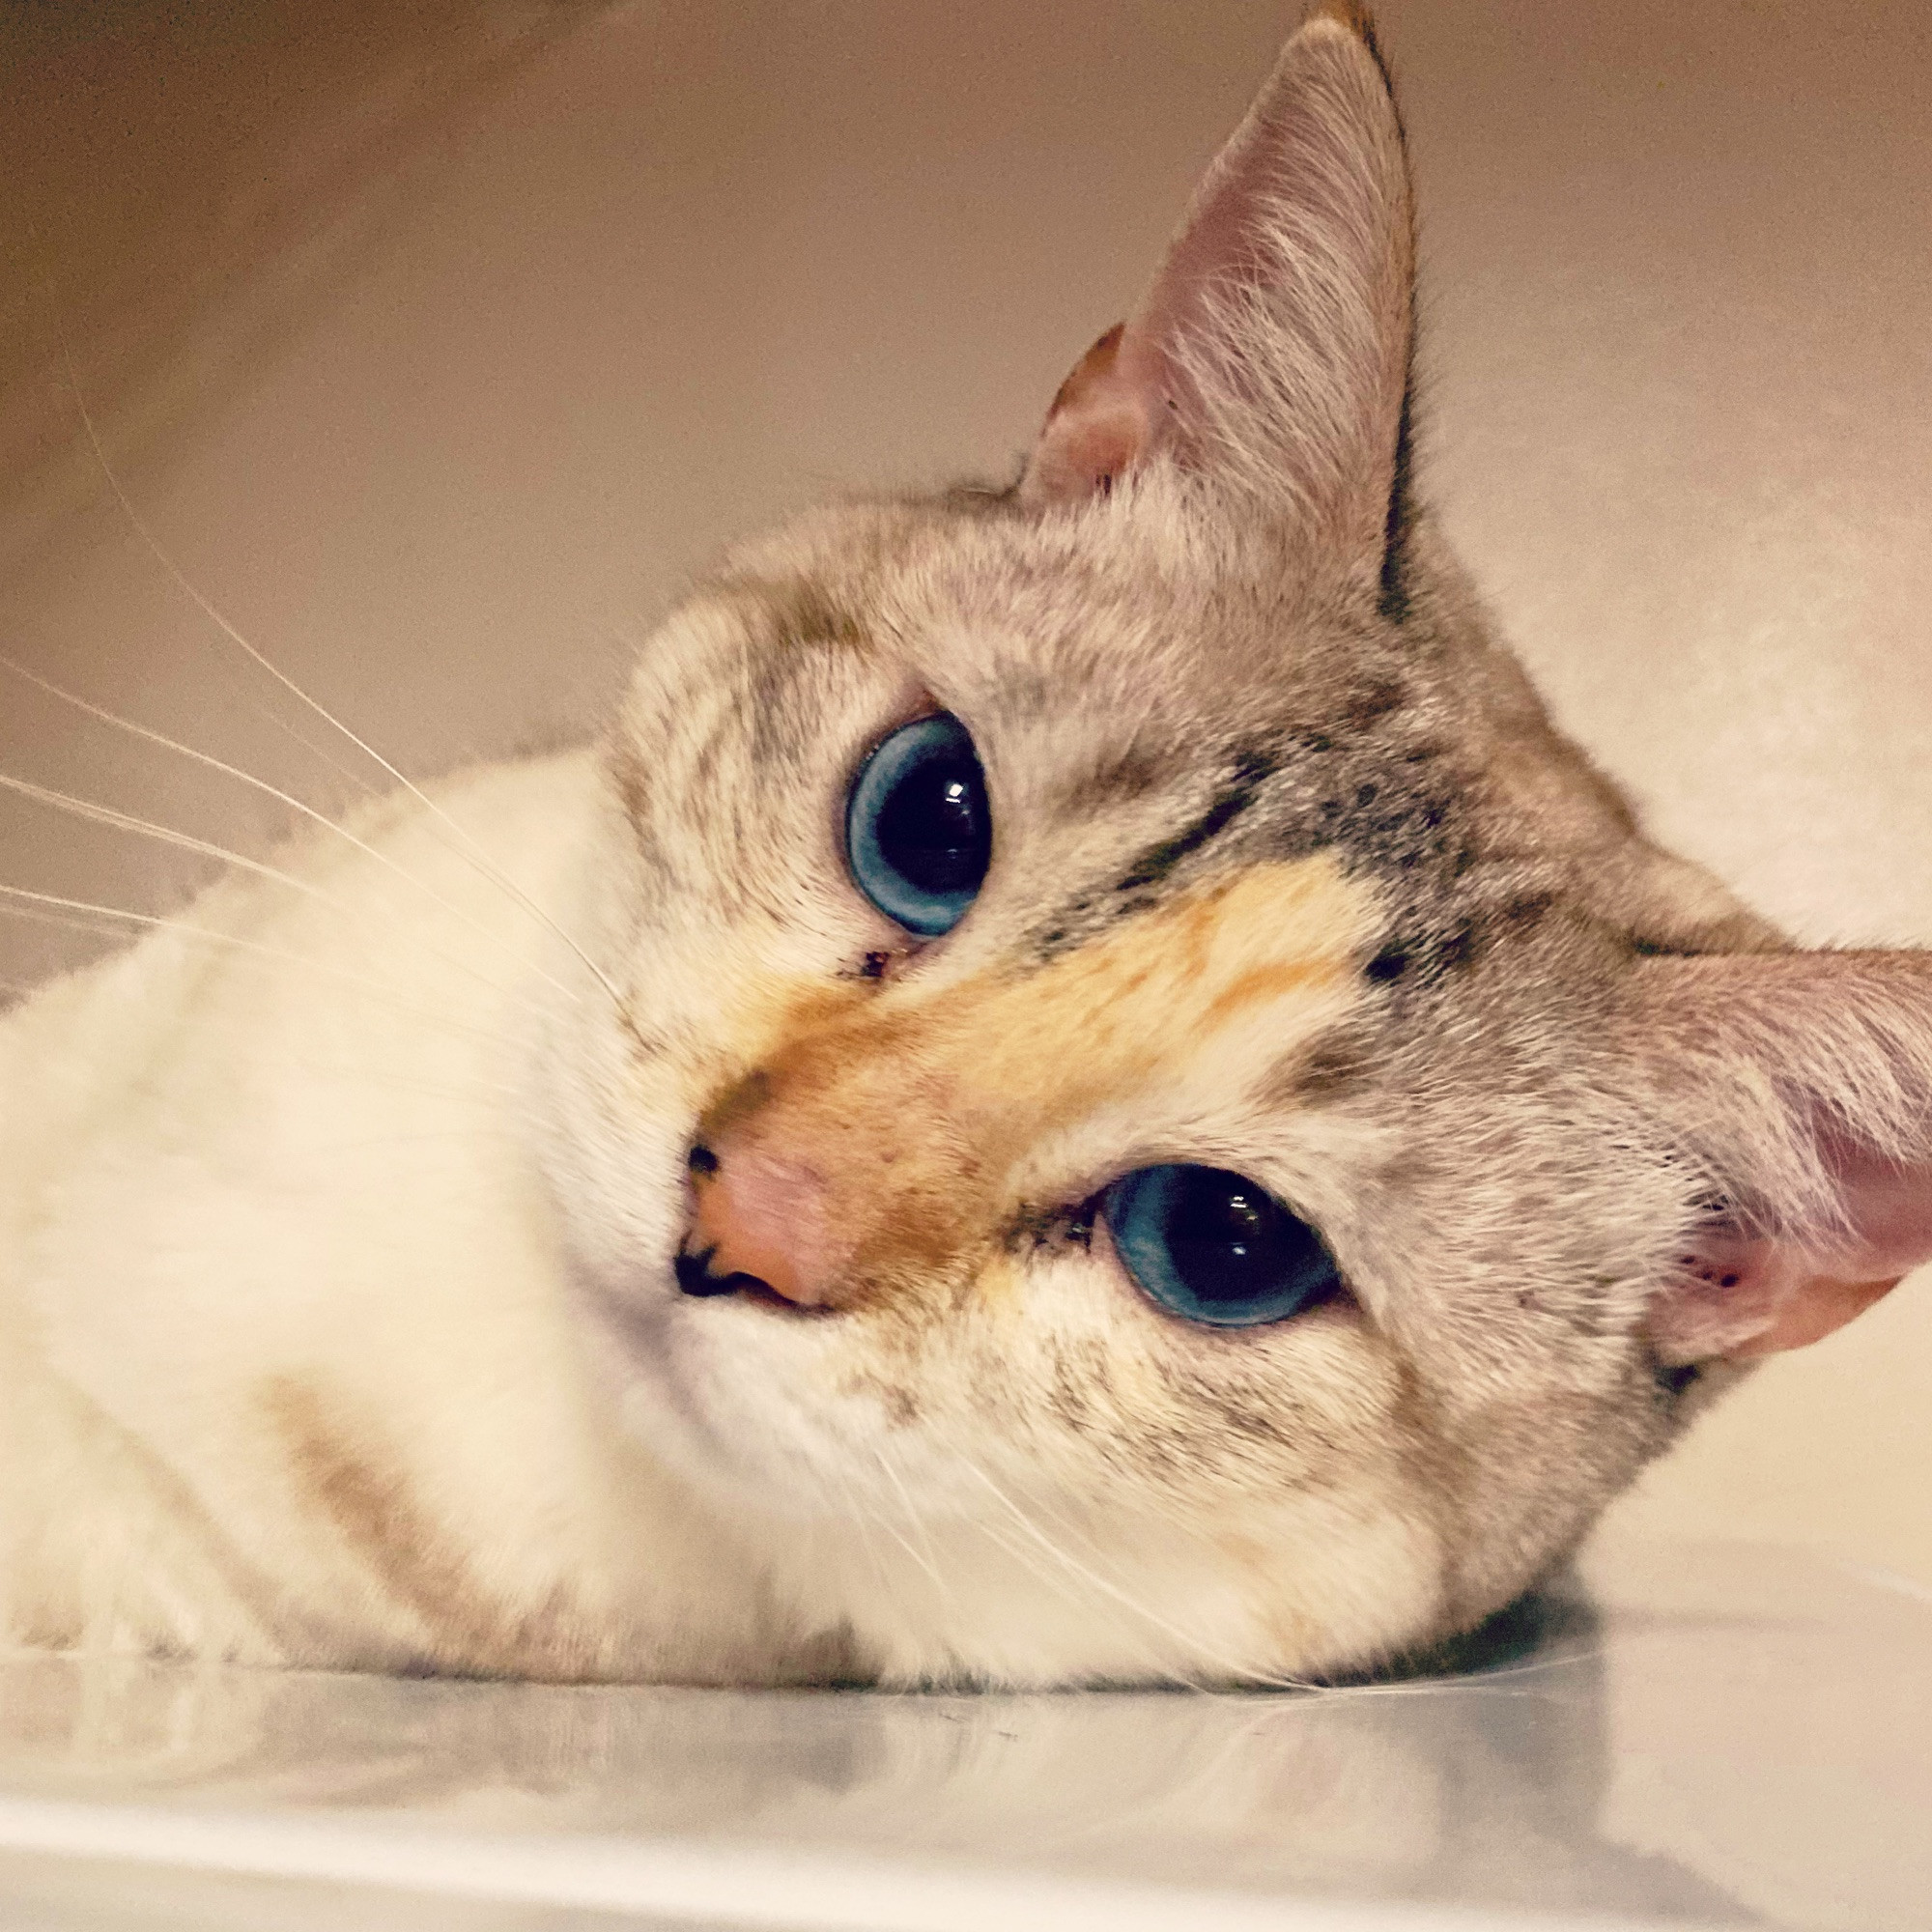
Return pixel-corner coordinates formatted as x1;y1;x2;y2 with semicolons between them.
1022;324;1159;507
1649;1149;1932;1364
1646;1229;1890;1363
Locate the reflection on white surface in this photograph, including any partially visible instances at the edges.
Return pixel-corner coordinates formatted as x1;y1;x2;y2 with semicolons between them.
0;1539;1922;1931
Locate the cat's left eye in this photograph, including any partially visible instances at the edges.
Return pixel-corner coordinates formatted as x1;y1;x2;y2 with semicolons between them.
1102;1164;1341;1328
844;713;991;938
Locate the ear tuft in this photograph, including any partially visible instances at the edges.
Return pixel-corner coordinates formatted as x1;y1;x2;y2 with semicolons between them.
1303;0;1394;76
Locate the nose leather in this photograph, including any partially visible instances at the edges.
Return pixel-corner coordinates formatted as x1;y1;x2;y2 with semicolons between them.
685;1135;837;1308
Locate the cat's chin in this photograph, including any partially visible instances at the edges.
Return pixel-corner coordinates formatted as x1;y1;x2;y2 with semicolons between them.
653;1306;859;1512
562;1231;827;1517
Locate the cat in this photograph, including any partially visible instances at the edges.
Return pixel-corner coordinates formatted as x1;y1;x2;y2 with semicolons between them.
1;0;1926;1690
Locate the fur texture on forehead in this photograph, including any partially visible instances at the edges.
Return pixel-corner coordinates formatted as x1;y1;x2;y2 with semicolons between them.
652;468;1772;980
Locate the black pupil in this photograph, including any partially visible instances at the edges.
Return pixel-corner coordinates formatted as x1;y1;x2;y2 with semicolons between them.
877;753;989;895
1166;1174;1301;1308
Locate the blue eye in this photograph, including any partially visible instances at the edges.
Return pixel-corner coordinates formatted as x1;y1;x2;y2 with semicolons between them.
1103;1164;1341;1328
845;713;991;937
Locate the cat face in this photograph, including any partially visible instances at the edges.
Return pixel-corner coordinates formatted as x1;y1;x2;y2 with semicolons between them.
538;2;1932;1685
544;481;1692;1685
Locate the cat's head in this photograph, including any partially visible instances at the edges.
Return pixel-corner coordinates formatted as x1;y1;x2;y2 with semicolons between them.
545;1;1932;1686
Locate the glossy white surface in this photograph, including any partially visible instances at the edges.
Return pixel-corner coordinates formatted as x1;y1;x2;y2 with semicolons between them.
0;1538;1923;1931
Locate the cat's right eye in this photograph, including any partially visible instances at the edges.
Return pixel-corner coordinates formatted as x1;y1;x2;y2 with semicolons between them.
1103;1164;1342;1328
844;713;991;938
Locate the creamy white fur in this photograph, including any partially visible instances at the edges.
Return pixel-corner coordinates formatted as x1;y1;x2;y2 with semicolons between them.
0;759;732;1672
0;748;1443;1684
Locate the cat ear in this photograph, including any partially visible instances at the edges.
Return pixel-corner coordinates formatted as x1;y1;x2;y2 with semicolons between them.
1019;1;1415;586
1633;952;1932;1364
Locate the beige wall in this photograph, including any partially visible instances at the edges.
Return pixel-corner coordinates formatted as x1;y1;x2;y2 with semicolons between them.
3;1;1928;1580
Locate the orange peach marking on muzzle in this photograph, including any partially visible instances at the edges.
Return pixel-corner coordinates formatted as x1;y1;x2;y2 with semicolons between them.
687;855;1378;1312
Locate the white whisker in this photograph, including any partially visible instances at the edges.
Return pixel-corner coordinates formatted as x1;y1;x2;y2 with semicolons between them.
55;341;628;1013
867;1446;952;1598
826;1461;897;1604
937;1459;1207;1690
955;1456;1314;1692
1010;1465;1334;1697
0;900;131;943
0;655;589;1010
0;886;525;1049
0;769;339;902
956;1505;1207;1693
839;1453;945;1604
0;769;578;1031
247;698;385;802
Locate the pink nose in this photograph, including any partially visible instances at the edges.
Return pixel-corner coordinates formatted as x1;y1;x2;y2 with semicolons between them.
686;1134;838;1308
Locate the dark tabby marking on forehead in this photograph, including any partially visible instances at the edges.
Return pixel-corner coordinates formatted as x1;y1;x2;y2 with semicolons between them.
730;575;870;656
1115;749;1281;895
1370;893;1558;992
1061;743;1175;812
1030;711;1469;966
1277;1025;1377;1103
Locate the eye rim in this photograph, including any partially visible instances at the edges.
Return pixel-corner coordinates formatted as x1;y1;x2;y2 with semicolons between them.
844;711;992;939
1100;1162;1343;1330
